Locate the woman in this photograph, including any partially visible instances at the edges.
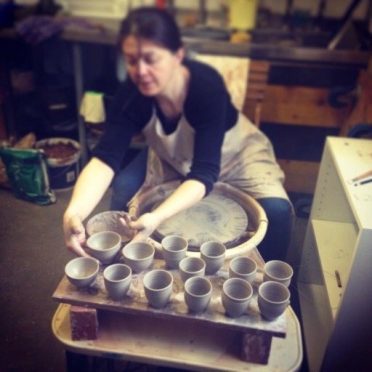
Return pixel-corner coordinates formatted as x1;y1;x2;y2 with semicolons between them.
63;7;293;262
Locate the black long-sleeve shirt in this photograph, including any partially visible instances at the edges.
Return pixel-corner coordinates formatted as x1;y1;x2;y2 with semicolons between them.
93;59;238;193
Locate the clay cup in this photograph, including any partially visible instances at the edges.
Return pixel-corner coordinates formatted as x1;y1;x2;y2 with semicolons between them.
86;231;122;264
200;241;226;275
122;241;155;273
103;263;132;300
221;277;253;318
179;257;206;282
263;260;293;287
65;257;99;288
258;281;290;320
184;276;212;313
161;235;188;269
229;256;257;283
143;269;173;308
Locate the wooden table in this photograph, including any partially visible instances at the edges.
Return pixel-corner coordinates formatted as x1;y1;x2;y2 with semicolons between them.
52;251;303;371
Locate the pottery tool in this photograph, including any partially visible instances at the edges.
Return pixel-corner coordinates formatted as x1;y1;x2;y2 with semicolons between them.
335;270;342;288
351;169;372;182
354;177;372;187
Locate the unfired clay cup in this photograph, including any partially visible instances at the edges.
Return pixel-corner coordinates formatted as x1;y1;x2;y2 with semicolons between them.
263;260;293;287
122;241;155;273
229;256;257;283
221;277;253;318
200;241;226;275
86;231;122;264
161;235;188;269
103;263;132;300
258;281;290;320
184;276;212;313
65;257;99;288
179;257;206;282
143;269;173;309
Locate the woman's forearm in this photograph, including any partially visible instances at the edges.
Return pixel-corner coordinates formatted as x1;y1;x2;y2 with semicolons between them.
151;179;206;223
64;157;115;222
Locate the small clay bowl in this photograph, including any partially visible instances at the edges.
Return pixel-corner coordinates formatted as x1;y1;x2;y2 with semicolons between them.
65;257;99;288
122;241;155;273
86;231;122;264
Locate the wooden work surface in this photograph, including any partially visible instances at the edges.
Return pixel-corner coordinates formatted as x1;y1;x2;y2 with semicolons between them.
52;303;302;371
53;254;287;338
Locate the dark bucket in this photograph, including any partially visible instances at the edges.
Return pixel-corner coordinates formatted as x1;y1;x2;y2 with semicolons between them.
35;137;80;191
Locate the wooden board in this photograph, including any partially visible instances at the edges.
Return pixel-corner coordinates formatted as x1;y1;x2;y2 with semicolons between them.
52;303;303;371
340;70;372;136
53;258;287;338
261;85;351;127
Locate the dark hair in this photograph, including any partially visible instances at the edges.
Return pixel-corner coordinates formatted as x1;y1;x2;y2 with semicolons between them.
118;7;183;52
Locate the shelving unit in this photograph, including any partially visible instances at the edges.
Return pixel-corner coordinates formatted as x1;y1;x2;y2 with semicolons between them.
298;137;372;371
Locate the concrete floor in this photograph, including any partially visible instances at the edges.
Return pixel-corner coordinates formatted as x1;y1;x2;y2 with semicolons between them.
0;187;111;371
0;186;308;372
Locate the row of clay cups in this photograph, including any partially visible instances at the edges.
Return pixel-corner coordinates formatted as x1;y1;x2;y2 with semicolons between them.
66;231;293;289
162;236;293;288
162;235;226;275
104;252;293;319
230;256;294;288
66;229;293;288
79;230;155;268
65;257;291;320
105;267;291;320
79;231;294;289
64;237;156;289
182;259;293;319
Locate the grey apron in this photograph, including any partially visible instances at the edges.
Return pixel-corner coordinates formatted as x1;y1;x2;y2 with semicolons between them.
133;111;288;201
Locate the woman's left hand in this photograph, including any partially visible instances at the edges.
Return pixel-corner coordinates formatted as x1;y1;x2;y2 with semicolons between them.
120;212;160;242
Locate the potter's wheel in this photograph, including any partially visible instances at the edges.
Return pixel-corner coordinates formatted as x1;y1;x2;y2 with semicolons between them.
153;194;248;250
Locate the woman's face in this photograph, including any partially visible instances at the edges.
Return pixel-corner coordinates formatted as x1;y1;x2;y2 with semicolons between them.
122;35;183;96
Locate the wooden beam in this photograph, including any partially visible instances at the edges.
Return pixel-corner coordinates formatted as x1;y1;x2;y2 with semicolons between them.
278;159;320;194
261;86;352;127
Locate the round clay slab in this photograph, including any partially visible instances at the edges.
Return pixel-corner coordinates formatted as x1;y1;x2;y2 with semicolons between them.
155;194;248;249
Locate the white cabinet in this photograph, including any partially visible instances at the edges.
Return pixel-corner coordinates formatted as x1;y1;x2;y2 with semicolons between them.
298;137;372;371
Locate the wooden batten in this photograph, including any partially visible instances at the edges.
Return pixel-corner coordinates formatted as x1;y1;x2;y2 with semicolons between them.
339;69;372;135
278;159;319;194
261;85;351;128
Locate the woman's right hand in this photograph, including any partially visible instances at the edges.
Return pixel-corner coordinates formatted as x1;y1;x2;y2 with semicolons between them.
63;214;90;257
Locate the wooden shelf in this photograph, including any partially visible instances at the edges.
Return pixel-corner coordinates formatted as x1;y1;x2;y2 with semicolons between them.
298;137;372;371
311;219;357;319
298;283;333;372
